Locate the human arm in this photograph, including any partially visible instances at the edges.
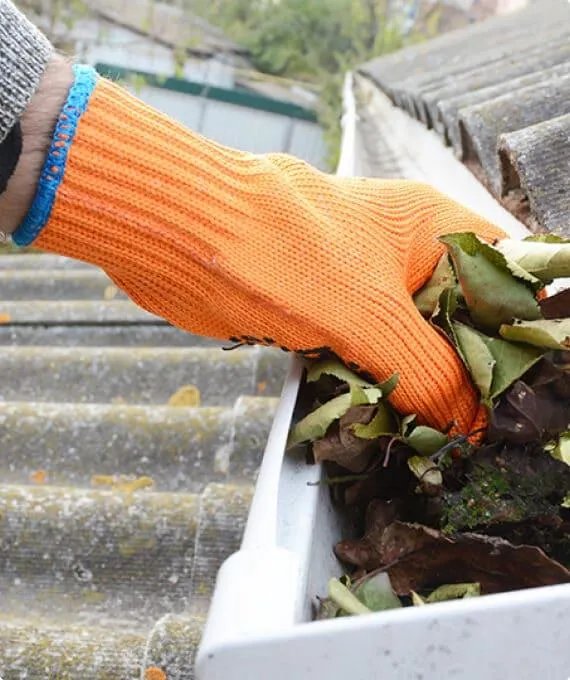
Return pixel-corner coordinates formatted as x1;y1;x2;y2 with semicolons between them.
0;1;506;434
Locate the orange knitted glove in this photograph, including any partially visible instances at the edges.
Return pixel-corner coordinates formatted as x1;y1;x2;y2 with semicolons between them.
14;67;506;433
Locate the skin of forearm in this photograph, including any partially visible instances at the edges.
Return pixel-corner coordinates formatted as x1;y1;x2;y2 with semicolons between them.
0;55;73;235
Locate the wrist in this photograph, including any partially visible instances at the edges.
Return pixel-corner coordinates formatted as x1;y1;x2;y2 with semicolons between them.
0;55;73;236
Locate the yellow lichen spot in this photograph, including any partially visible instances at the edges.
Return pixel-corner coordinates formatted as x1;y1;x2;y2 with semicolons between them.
30;469;47;484
115;476;154;494
91;474;118;488
91;475;154;493
168;385;201;407
103;285;118;300
144;668;167;680
257;381;267;394
0;313;11;324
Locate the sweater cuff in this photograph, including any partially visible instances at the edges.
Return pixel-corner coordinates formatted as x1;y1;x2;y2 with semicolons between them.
0;0;53;143
12;65;97;247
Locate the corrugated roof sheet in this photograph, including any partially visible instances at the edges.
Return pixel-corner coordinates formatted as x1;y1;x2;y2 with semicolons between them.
358;0;570;235
0;254;288;679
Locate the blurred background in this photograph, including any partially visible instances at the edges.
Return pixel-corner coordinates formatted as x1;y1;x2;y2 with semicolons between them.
14;1;527;170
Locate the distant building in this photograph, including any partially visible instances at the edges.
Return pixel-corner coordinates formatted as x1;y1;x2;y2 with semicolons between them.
19;0;327;168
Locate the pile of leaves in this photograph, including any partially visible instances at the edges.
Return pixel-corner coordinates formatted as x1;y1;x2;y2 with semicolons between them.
287;232;570;618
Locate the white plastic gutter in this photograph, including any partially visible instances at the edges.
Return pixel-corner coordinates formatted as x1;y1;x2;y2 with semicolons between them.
196;72;570;680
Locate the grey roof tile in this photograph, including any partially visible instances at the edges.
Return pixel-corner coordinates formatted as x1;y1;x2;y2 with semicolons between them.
438;61;570;156
0;252;287;678
459;72;570;195
357;0;570;233
499;113;570;235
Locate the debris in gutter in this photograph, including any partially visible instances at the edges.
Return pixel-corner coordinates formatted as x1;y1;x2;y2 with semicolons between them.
287;232;570;617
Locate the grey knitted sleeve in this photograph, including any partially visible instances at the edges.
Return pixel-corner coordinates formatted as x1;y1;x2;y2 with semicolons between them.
0;0;52;143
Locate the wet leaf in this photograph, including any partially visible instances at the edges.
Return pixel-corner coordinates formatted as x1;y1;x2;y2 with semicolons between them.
488;361;570;444
328;578;371;616
354;572;402;612
334;500;401;570
341;520;570;595
414;254;456;316
425;582;480;603
540;288;570;320
307;360;372;388
453;323;495;401
407;456;443;490
168;385;201;407
287;385;376;448
496;239;570;281
405;426;448;457
352;403;395;439
440;233;541;331
313;405;378;472
480;334;543;401
388;528;570;596
500;319;570;350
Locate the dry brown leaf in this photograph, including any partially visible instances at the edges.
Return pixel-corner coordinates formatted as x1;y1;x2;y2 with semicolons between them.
313;405;378;473
336;520;570;596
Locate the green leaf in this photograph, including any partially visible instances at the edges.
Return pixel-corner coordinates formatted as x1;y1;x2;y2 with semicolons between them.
377;373;400;399
562;494;570;509
288;384;382;448
413;254;456;316
354;573;402;612
400;414;417;437
453;323;495;401
500;319;570;350
431;287;460;345
425;583;481;603
328;578;371;616
287;387;365;448
411;591;426;606
307;360;372;388
405;426;448;457
440;233;541;331
352;403;396;439
548;433;570;466
407;455;443;487
495;239;570;281
481;335;544;400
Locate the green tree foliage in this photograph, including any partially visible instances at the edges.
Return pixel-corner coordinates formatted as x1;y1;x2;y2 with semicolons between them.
185;0;428;166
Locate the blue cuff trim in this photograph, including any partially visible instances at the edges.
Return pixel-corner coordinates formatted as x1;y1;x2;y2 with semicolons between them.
12;65;98;247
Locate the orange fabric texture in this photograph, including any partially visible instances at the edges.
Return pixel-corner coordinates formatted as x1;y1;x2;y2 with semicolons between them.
35;76;506;432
